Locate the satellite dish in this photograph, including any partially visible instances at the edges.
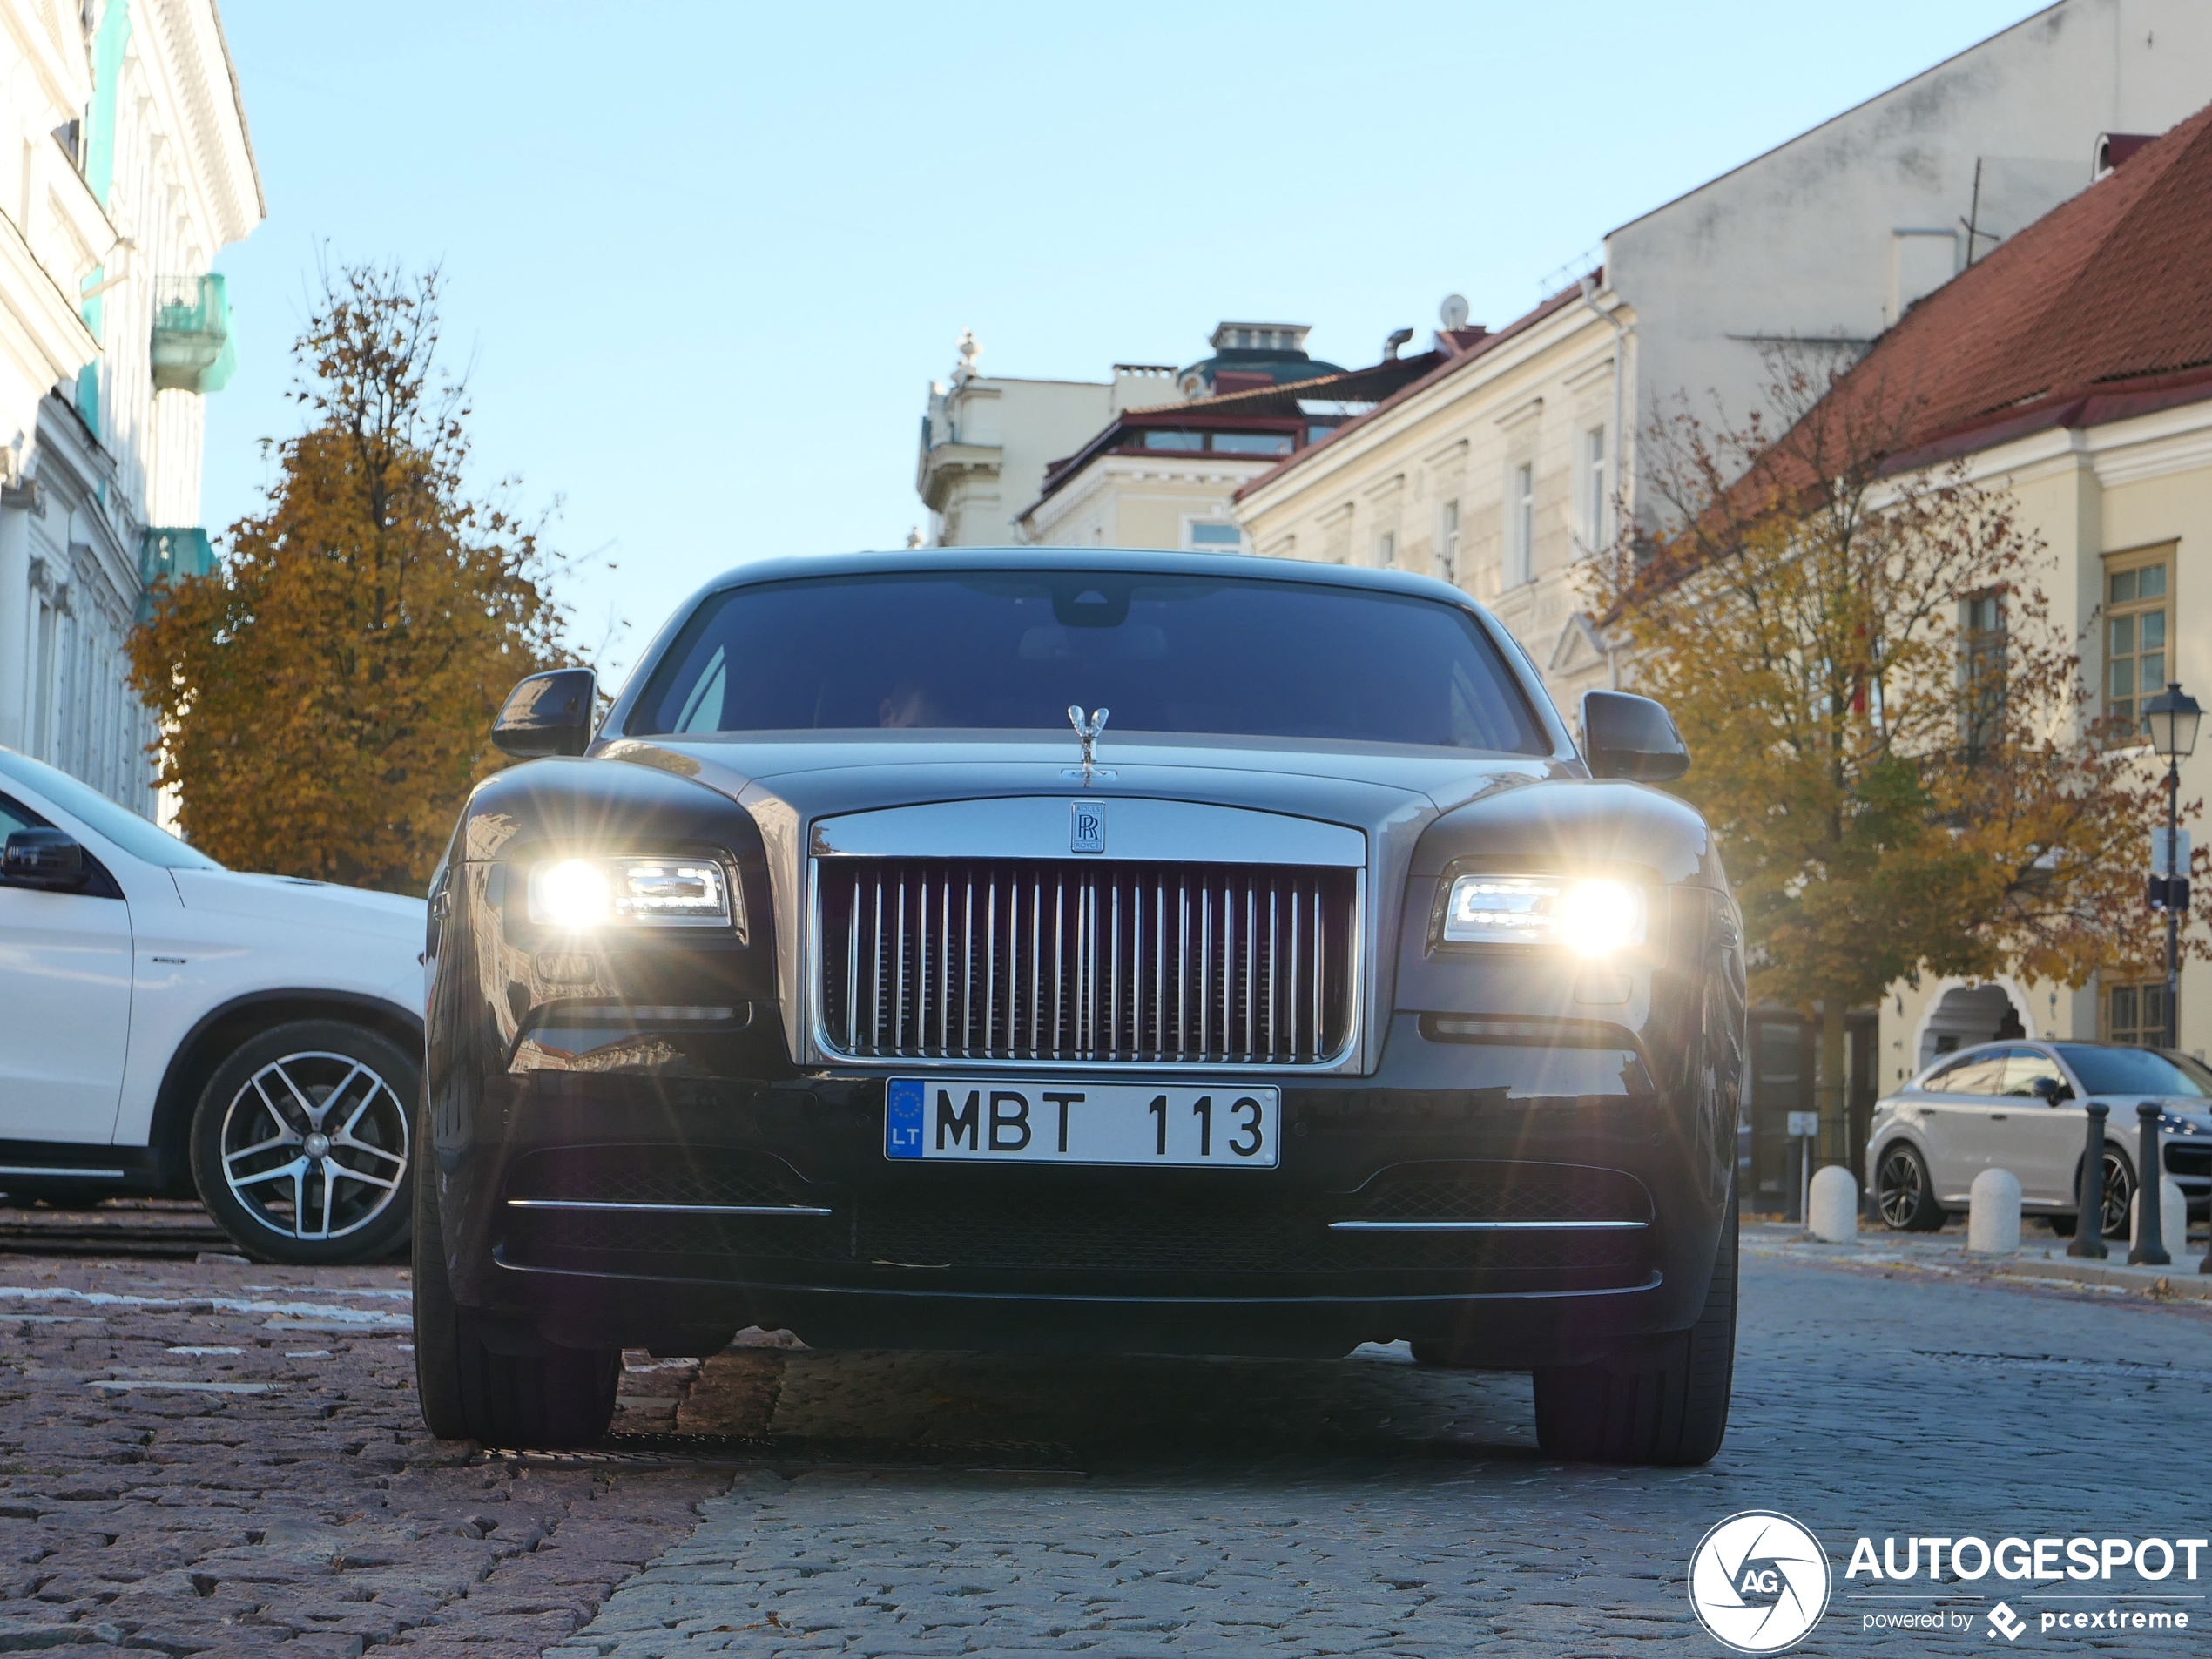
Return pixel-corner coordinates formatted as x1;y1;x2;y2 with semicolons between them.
1440;293;1470;331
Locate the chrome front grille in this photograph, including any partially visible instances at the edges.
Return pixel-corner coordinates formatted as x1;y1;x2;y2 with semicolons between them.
816;859;1358;1065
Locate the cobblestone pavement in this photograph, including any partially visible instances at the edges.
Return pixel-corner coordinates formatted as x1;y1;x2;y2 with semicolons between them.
0;1251;732;1656
554;1229;2212;1658
8;1230;2212;1656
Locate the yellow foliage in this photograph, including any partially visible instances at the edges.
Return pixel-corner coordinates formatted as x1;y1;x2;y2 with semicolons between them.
128;266;565;894
1591;354;2191;1019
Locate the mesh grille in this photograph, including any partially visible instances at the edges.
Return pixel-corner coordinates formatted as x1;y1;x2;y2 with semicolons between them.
502;1147;817;1210
817;859;1357;1065
506;1207;838;1263
2165;1144;2212;1181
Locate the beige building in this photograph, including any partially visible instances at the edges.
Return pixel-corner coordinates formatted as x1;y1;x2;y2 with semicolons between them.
1233;0;2212;713
1236;287;1627;702
1017;332;1450;551
914;330;1189;547
1811;102;2212;1083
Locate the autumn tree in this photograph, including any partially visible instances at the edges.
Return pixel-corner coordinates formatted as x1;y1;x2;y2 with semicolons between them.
131;264;567;894
1590;354;2190;1167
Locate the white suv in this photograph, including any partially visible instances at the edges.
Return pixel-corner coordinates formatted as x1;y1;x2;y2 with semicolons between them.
0;746;423;1263
1867;1040;2212;1239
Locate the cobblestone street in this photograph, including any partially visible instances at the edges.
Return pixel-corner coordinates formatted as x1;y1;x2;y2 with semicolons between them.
3;1224;2210;1655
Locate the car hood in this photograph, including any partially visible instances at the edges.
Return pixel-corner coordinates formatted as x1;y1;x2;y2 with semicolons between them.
170;868;426;939
593;732;1590;1070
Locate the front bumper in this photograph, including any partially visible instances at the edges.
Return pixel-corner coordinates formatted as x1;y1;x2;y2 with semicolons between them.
430;1013;1735;1366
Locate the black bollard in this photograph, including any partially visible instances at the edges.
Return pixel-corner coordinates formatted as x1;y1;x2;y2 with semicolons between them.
2131;1101;2171;1267
2068;1102;2111;1260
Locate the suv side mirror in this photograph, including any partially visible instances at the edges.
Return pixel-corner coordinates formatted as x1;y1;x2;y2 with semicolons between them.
2;827;88;892
492;668;597;759
1581;691;1690;782
2030;1075;2070;1104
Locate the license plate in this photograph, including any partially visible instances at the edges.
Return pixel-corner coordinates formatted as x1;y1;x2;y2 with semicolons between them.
885;1078;1280;1168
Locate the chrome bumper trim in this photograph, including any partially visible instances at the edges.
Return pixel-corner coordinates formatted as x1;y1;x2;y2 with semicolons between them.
1325;1218;1649;1232
504;1199;834;1217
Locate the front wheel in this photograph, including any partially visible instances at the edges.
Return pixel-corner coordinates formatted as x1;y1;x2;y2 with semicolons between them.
189;1020;415;1265
412;1151;618;1447
1532;1191;1737;1467
2071;1145;2134;1240
1874;1142;1945;1232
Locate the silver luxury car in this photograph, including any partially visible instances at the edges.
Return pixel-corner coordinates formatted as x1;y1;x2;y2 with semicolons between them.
1867;1039;2212;1237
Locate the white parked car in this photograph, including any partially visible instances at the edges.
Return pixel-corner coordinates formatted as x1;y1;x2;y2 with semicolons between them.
0;746;423;1264
1866;1039;2212;1238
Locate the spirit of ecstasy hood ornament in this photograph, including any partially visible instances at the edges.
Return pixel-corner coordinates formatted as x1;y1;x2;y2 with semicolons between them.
1064;705;1115;784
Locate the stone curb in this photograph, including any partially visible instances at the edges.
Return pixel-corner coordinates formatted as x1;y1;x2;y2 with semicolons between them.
1991;1255;2212;1298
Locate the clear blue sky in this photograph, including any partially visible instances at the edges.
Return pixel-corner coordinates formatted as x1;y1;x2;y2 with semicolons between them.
206;0;2040;688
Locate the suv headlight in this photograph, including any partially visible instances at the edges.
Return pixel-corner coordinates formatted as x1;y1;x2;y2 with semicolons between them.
1441;874;1646;956
528;857;733;930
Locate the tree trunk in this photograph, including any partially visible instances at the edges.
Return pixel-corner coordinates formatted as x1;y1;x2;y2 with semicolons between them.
1818;998;1850;1172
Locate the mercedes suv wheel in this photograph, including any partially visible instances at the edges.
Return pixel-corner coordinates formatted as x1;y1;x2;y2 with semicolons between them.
189;1020;415;1265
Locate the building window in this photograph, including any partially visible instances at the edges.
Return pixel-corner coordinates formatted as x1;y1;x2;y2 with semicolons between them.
1438;500;1460;584
1376;531;1396;567
2104;979;2169;1048
1961;590;2006;761
2105;550;2170;731
1582;426;1608;551
1143;430;1204;452
1186;521;1242;550
1210;431;1295;456
1511;462;1534;584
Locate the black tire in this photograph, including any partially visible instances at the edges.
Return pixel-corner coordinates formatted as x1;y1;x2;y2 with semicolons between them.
2070;1145;2134;1240
413;1147;618;1447
189;1020;416;1266
1874;1141;1945;1232
1531;1192;1737;1466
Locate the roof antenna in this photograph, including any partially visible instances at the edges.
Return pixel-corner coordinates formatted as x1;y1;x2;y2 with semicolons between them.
1959;158;2000;266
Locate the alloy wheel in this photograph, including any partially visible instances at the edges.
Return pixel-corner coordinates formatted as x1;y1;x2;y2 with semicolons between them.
1877;1147;1925;1229
217;1051;410;1242
2100;1147;2134;1239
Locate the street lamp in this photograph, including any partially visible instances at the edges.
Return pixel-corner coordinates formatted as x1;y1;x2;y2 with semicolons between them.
2139;682;2204;1270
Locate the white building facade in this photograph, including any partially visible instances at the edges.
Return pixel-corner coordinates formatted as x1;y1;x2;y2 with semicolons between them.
0;0;259;811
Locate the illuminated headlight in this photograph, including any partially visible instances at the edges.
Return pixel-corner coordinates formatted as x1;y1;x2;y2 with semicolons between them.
1442;874;1646;956
527;858;732;930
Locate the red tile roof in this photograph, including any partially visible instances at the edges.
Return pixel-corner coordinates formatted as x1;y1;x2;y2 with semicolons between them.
1823;98;2212;469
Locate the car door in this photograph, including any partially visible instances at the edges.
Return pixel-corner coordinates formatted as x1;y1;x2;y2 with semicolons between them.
1915;1049;2009;1201
1994;1047;2088;1206
0;788;133;1144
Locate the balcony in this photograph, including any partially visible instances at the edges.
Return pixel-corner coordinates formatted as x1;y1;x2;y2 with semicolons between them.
150;273;235;394
138;527;213;620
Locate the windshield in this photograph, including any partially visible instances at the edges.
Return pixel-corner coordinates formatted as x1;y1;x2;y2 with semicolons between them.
628;571;1550;752
2054;1043;2209;1098
0;748;223;871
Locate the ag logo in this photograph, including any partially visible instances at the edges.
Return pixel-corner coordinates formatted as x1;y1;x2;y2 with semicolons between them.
1688;1511;1831;1653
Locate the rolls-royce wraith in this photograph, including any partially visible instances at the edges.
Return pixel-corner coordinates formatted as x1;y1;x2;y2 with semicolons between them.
413;550;1745;1464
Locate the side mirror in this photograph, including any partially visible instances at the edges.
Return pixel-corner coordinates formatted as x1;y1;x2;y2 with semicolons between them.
2;827;88;892
1581;691;1690;782
492;668;597;759
2031;1075;2069;1104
